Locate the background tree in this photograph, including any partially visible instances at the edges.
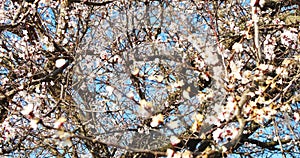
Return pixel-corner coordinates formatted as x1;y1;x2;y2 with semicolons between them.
0;0;299;157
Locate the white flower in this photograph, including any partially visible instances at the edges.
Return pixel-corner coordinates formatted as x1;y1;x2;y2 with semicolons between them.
41;0;50;5
54;117;67;129
170;136;181;145
139;99;148;107
22;30;28;35
281;29;298;47
50;81;55;86
222;146;228;152
182;150;192;158
218;111;231;122
230;62;242;80
227;127;239;140
126;91;134;99
294;112;300;122
205;115;221;127
250;0;265;7
258;64;269;71
60;138;72;147
42;36;49;43
284;135;291;140
194;113;204;122
148;75;156;81
30;118;40;130
173;152;182;158
150;114;164;127
259;0;265;7
241;77;250;84
232;43;243;53
55;131;72;147
138;100;153;117
173;80;184;88
106;86;114;95
131;67;139;75
167;121;179;129
62;38;68;45
155;75;164;82
247;92;255;97
21;104;34;116
201;73;210;81
55;58;67;68
281;69;289;78
182;90;190;99
212;128;223;142
1;77;9;85
273;136;279;142
203;51;219;65
166;149;174;158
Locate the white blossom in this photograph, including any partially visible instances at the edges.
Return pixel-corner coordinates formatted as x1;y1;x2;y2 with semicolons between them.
55;58;67;68
232;43;243;53
212;128;223;142
54;117;67;129
21;104;34;116
30;118;40;130
150;114;164;127
294;112;300;122
106;86;114;95
170;136;181;145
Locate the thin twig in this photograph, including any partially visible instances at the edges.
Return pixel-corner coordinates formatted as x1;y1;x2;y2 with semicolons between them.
273;120;286;158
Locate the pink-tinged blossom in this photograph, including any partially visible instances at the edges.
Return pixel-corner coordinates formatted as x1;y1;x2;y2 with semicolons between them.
54;117;67;129
246;20;253;27
281;29;298;48
166;149;174;158
263;35;276;60
205;114;221;127
30;118;40;130
262;107;276;120
250;0;265;7
170;136;181;146
218;111;231;122
272;18;285;25
1;120;16;141
213;128;223;142
225;127;239;140
126;91;134;99
1;77;9;85
21;104;34;118
294;112;300;122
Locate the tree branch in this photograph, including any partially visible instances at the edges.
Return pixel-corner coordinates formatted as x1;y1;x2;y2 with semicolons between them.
245;138;294;150
69;0;113;6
